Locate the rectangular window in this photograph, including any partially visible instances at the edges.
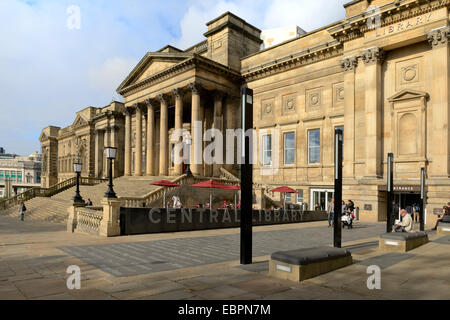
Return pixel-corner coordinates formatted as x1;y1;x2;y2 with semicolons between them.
284;132;295;165
285;193;291;203
36;172;41;184
296;189;304;203
262;135;272;166
0;170;3;182
308;129;320;164
11;171;16;182
132;152;135;173
17;172;22;183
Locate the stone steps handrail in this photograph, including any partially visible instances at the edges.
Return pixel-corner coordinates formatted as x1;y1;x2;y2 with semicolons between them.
76;207;103;234
219;167;240;182
0;176;107;211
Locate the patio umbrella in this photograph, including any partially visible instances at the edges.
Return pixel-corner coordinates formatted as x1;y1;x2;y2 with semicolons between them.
271;186;297;211
225;184;241;209
150;180;180;208
190;179;230;209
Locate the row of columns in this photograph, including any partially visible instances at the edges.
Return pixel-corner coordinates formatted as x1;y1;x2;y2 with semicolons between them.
124;82;234;178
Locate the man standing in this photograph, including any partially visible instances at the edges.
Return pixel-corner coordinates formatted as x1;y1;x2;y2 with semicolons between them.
394;209;413;232
19;201;26;221
327;198;334;227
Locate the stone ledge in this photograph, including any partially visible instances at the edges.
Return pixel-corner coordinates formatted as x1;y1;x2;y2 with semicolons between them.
379;232;429;252
437;223;450;235
269;246;352;282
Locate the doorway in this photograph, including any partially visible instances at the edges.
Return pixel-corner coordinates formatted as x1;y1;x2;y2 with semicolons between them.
393;193;421;220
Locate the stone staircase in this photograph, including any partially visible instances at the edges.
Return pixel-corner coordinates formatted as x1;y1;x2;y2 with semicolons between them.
51;175;171;207
1;197;73;224
0;176;175;224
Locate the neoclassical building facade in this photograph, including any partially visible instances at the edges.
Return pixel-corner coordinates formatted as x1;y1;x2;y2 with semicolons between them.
40;1;450;225
40;101;125;187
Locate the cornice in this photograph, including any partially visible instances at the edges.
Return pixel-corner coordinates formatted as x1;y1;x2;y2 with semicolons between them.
118;55;243;97
328;0;450;43
242;41;343;81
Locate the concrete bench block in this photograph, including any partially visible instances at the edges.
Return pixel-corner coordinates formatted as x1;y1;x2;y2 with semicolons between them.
269;246;352;282
437;223;450;235
379;232;428;252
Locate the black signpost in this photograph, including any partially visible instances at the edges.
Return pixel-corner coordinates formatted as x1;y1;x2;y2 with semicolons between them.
333;129;343;248
420;167;425;231
386;153;394;233
240;87;253;265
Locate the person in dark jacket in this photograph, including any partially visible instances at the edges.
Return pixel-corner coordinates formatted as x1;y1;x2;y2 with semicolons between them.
19;201;26;221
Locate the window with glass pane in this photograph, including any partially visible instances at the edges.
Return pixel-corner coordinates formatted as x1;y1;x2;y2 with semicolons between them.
284;132;295;165
11;171;16;182
308;129;321;164
296;190;304;203
285;193;291;203
0;170;3;182
262;135;272;166
36;172;41;184
17;172;22;183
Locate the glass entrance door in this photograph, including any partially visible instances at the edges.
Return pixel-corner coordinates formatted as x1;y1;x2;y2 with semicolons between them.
311;189;334;211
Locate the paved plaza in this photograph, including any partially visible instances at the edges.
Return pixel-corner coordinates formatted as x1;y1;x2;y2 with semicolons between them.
0;216;449;300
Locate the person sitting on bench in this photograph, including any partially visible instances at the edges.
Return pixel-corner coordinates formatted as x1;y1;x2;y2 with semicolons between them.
394;209;413;232
432;205;449;231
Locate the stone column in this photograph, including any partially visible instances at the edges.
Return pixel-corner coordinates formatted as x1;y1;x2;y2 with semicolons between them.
173;89;184;176
134;104;143;176
124;107;132;176
145;99;156;176
94;129;105;178
213;91;224;177
427;27;450;178
190;82;202;176
224;95;235;172
159;94;169;176
361;47;385;178
340;56;358;179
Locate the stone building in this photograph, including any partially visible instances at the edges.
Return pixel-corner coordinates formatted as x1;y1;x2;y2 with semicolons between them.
0;151;41;198
39;101;125;187
40;1;450;226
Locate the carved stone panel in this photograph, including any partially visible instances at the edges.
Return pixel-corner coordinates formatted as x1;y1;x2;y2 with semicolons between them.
261;98;274;119
333;83;344;108
282;94;296;115
306;87;322;110
396;57;422;90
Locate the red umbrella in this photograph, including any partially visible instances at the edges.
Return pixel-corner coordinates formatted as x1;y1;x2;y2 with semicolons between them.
271;186;297;209
150;180;180;208
191;180;230;209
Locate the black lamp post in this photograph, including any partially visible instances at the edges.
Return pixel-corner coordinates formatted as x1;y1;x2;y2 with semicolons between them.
104;146;117;198
333;129;343;248
386;153;394;233
73;161;84;204
420;167;425;231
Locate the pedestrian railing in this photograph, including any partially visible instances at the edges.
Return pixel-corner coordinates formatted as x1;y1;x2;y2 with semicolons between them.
0;177;107;211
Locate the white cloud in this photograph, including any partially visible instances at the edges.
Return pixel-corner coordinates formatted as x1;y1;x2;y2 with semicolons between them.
88;57;138;101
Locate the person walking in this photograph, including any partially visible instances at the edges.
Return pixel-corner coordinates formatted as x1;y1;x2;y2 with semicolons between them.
327;198;335;227
19;201;27;221
413;203;420;223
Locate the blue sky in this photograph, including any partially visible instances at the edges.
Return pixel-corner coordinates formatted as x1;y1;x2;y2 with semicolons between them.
0;0;347;155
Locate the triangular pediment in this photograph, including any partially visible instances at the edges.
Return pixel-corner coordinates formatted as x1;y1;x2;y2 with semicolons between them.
72;113;89;129
387;89;429;102
39;130;49;143
117;52;193;93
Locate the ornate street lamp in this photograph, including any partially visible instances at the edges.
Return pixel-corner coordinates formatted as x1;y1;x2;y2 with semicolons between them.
73;161;84;204
104;146;117;198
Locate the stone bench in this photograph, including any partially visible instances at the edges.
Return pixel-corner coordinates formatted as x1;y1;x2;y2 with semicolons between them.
379;232;428;252
437;222;450;235
269;246;352;282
